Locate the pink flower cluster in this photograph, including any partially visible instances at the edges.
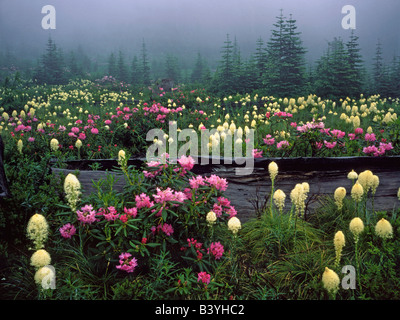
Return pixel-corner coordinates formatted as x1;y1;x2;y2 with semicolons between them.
188;174;228;191
363;142;393;156
77;204;98;224
116;252;138;273
197;271;211;285
59;223;76;239
212;196;237;219
208;242;224;260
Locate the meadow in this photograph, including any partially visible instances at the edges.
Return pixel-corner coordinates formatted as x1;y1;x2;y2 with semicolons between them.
0;79;400;300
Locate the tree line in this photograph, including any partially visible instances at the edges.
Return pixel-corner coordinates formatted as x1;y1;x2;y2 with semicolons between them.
1;10;399;99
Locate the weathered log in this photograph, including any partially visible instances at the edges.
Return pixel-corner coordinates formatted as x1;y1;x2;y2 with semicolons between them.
50;156;400;222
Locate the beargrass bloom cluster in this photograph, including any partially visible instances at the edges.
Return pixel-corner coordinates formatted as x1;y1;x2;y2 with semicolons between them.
34;266;55;289
349;217;364;239
334;231;345;268
322;267;340;297
273;189;286;213
290;183;309;217
30;249;51;268
351;182;363;203
268;161;278;182
27;213;49;250
64;173;81;212
334;187;346;210
206;211;217;225
227;216;241;234
375;218;393;239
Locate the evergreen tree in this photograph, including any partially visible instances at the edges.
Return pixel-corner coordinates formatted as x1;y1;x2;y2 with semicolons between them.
33;37;67;85
131;55;141;87
140;39;151;86
372;40;391;96
253;36;267;88
108;52;117;78
117;50;128;82
164;54;180;82
214;33;235;94
314;38;353;99
191;52;205;84
263;11;306;96
345;30;364;96
68;51;80;78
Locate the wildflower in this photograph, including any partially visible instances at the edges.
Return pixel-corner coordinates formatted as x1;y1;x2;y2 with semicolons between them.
227;216;241;234
347;170;358;181
351;182;363;202
161;223;174;236
189;175;205;189
290;183;307;217
206;211;217;225
252;149;263;158
349;217;364;237
64;173;81;212
334;231;345;267
178;155;195;171
197;271;211;285
370;175;379;195
263;134;275;145
30;249;51;268
268;161;278;182
75;139;82;149
50;138;59;151
273;189;286;213
34;266;56;289
205;174;228;191
118;149;127;167
124;207;138;218
27;213;49;250
59;223;76;239
77;204;98;224
209;242;224;260
357;170;373;193
17;139;23;154
334;187;346;210
135;193;154;209
398;187;400;201
375;218;393;239
276;140;289;149
324;141;337;149
116;252;138;273
322;267;340;296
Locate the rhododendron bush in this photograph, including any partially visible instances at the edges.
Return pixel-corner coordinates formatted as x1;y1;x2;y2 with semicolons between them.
55;154;238;296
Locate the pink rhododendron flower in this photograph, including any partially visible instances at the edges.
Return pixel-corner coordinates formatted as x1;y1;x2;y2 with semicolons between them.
205;175;228;191
324;141;337;149
365;133;376;142
135;193;154;209
178;155;195;171
59;223;76;239
277;140;289;149
354;127;364;135
263;134;275;145
252;149;263;158
91;128;99;134
76;205;98;225
161;223;174;236
209;242;224;260
124;207;138;218
197;271;211;285
116;252;138;273
189;175;205;189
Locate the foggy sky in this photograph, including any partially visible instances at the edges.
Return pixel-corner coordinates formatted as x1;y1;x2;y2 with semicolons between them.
0;0;399;67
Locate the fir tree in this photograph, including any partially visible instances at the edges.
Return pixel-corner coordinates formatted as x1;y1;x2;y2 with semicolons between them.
140;39;151;86
263;10;306;96
117;50;128;83
345;30;364;96
164;54;180;82
108;52;117;78
131;55;141;87
191;52;205;84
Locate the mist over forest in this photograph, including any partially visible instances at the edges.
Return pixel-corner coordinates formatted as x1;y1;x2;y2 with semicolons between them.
0;0;399;97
